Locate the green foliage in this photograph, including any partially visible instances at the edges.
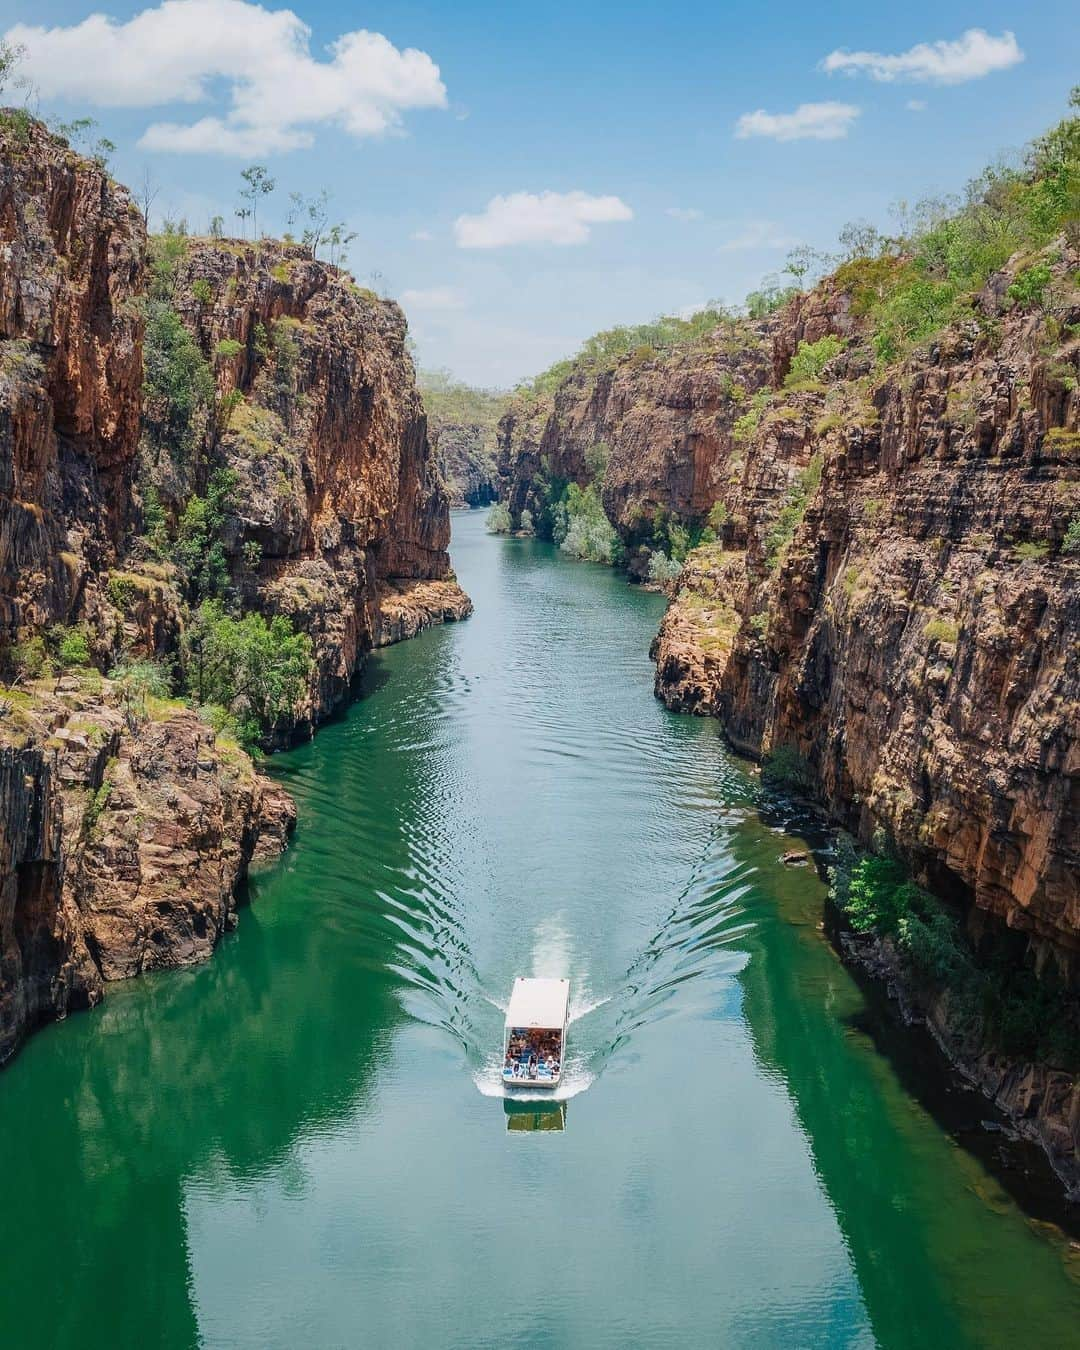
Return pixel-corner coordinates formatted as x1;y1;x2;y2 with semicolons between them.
745;281;799;318
584;440;610;484
733;389;772;444
647;551;682;584
764;454;822;568
761;744;815;793
486;502;512;534
271;318;300;393
418;369;507;433
555;483;620;565
214;338;244;361
8;635;48;682
519;307;732;395
140;483;168;556
173;468;238;601
50;625;91;670
180;600;312;746
1063;514;1080;553
923;617;959;644
1007;262;1053;309
784;335;844;387
242;539;263;572
83;776;113;832
1011;540;1049;561
142;299;213;460
518;508;535;535
191;278;213;306
829;843;1080;1069
111;657;172;712
706;501;728;532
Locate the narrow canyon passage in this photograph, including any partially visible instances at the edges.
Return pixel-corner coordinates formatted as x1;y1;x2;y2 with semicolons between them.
1;511;1078;1349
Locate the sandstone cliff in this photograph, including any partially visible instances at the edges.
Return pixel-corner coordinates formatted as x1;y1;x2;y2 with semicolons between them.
498;245;1078;961
0;676;293;1063
0;115;143;641
139;238;471;728
0;118;468;1062
498;218;1079;1177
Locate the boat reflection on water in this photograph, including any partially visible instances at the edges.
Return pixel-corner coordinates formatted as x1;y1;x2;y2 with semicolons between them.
504;1098;568;1133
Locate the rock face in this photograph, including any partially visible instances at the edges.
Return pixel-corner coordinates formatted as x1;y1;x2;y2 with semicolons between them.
0;681;292;1064
433;424;498;508
149;239;471;727
502;249;1079;964
0;116;144;640
0;122;469;1063
497;326;775;577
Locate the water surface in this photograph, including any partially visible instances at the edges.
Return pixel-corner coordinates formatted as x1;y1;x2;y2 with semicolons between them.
2;511;1079;1348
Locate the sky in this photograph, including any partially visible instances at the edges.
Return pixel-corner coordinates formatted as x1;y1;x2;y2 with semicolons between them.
1;0;1077;387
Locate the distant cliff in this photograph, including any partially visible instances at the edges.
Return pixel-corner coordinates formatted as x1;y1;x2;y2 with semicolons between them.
418;369;502;508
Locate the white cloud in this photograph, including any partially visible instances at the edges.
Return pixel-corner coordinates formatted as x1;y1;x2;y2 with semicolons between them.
400;286;465;311
822;28;1023;84
7;0;447;156
411;229;434;241
666;207;703;222
717;220;800;252
454;190;633;248
906;99;928;112
734;101;860;142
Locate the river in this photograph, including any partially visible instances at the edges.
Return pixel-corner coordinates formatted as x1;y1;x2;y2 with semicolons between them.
1;509;1078;1348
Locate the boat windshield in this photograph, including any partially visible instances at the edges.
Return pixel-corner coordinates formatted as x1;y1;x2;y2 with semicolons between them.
503;1027;562;1083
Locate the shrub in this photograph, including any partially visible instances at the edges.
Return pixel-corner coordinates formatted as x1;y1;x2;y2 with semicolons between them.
214;338;244;361
142;300;213;460
1063;514;1080;553
191;279;213;306
1011;540;1049;561
706;501;728;532
557;483;620;564
180;600;313;744
923;618;959;644
111;657;172;711
173;467;238;601
784;335;843;387
486;502;512;533
648;551;682;584
518;508;535;535
764;454;822;568
8;636;48;682
1007;262;1052;309
761;744;815;793
50;625;91;669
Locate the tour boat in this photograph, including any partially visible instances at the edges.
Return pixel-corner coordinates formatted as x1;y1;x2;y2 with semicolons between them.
502;977;569;1089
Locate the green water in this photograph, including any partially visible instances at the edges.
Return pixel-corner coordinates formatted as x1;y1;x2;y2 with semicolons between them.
2;510;1079;1349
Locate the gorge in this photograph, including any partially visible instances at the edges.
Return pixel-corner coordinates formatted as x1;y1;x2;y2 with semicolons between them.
1;75;1079;1350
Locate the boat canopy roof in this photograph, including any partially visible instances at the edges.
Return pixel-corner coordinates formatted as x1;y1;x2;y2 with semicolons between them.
505;977;570;1030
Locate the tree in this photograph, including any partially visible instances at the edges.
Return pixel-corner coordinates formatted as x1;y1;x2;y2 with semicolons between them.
208;214;224;239
181;600;313;744
0;39;26;99
136;167;160;228
234;205;251;238
288;189;330;257
327;222;358;267
239;165;275;240
173;468;237;602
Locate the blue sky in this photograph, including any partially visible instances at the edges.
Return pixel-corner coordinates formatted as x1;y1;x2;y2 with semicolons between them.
3;0;1077;385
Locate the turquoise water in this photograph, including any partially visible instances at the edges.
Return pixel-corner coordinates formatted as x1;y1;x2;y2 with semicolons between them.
1;510;1078;1348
